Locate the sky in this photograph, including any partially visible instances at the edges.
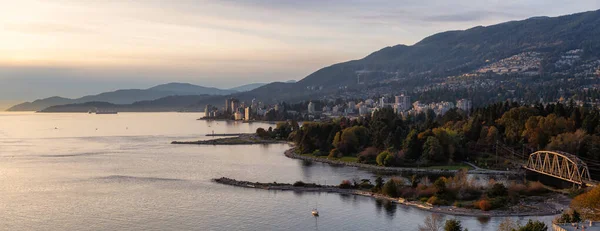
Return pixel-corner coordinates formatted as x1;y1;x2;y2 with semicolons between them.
0;0;599;104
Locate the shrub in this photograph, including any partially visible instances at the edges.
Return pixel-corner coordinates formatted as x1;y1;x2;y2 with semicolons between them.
554;212;572;224
453;201;463;208
399;187;416;199
376;151;394;166
487;183;508;198
293;181;306;187
508;183;527;196
382;179;399;197
417;187;437;198
256;128;270;139
427;196;447;205
311;149;323;156
490;196;508;209
358;147;379;164
328;148;341;158
358;179;374;189
517;220;547;231
477;199;492;211
339;180;353;189
434;178;447;192
525;181;547;195
568;187;584;198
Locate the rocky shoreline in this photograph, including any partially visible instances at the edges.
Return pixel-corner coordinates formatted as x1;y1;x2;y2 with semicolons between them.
284;148;523;176
213;177;567;217
172;134;285;145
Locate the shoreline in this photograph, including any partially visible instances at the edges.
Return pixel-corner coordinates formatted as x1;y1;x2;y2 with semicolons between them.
284;148;523;176
213;177;566;217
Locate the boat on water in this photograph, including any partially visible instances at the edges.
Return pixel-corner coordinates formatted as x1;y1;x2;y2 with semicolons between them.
89;108;118;114
311;209;319;217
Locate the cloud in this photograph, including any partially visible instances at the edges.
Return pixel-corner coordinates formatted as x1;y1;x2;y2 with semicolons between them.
5;23;92;34
422;11;520;22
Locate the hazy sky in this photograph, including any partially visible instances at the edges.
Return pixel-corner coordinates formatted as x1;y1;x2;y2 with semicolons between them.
1;0;599;101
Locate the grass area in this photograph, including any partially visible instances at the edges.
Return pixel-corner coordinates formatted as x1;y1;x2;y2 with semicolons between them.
425;164;474;170
338;156;358;163
300;153;473;170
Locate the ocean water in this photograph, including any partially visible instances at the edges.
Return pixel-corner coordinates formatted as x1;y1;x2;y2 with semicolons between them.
0;112;554;230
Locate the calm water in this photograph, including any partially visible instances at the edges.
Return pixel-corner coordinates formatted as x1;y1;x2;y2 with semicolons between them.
0;112;554;230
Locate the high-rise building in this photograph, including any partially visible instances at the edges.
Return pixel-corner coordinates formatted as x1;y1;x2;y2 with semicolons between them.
245;107;251;121
308;101;316;114
380;97;387;108
234;111;243;120
204;104;212;118
230;99;240;113
457;99;472;113
395;94;411;112
225;99;231;113
359;105;369;116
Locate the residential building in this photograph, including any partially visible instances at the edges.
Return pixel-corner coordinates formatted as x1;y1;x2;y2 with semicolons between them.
457;99;472;113
245;107;251;121
225;99;231;113
234;111;243;120
230;99;240;113
308;101;316;114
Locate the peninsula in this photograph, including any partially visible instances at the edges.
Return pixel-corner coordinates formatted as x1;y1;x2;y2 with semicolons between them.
213;177;569;217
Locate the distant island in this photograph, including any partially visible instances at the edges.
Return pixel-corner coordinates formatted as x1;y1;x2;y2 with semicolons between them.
7;82;266;112
39;95;213;113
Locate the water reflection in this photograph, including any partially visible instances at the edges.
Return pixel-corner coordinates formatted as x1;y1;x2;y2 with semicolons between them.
374;199;384;215
382;200;397;218
477;216;491;230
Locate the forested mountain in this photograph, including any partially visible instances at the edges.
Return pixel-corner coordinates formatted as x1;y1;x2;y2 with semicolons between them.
40;95;212;112
193;9;600;107
297;10;600;87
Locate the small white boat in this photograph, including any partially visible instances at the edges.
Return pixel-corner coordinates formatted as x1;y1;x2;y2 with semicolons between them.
311;209;319;217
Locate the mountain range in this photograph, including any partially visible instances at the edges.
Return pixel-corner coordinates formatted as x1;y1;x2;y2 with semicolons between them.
10;10;600;112
187;9;600;108
7;82;266;111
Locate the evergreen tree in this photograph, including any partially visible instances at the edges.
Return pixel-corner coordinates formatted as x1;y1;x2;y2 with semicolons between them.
443;219;463;231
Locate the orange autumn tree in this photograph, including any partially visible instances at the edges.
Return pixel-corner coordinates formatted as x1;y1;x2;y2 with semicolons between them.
571;186;600;220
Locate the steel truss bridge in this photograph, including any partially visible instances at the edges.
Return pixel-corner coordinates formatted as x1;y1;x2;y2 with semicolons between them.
523;150;596;187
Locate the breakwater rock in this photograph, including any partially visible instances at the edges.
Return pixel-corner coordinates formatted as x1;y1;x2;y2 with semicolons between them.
172;134;285;145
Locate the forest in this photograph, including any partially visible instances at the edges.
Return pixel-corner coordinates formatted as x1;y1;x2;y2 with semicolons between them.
259;100;600;177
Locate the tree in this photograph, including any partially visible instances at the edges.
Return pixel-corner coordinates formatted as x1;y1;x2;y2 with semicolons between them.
423;136;444;163
497;218;519;231
382;179;399;197
374;176;384;192
571;186;600;220
403;129;422;160
444;219;463;231
486;126;500;145
376;151;395;166
516;220;547;231
256;128;269;139
487;183;508;198
333;126;369;155
496;107;538;144
434;177;447;193
419;213;443;231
